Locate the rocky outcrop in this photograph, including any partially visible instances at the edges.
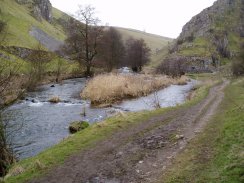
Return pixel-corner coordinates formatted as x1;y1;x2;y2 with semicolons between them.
16;0;53;22
178;0;240;40
164;0;244;74
0;46;33;59
32;0;52;22
15;0;32;4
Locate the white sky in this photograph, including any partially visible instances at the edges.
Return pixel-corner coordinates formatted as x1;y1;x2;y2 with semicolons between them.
50;0;216;38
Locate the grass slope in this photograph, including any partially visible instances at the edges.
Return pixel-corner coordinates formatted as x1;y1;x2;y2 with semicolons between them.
161;77;244;183
115;27;172;53
0;0;66;48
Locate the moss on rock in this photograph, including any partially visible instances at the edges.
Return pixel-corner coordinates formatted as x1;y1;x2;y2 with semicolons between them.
69;121;89;134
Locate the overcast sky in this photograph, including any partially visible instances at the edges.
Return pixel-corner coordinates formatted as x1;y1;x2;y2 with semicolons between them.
50;0;216;38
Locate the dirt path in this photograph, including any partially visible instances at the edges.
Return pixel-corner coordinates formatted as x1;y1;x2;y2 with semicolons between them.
31;80;229;183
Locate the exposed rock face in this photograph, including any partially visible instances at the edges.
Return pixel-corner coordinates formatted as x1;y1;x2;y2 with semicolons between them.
159;0;243;74
16;0;53;22
179;0;239;40
0;46;33;59
29;26;63;51
15;0;32;4
32;0;52;22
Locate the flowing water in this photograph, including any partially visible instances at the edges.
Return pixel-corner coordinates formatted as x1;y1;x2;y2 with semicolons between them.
3;78;196;159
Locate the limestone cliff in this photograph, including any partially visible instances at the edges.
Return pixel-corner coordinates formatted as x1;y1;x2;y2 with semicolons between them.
32;0;52;22
179;0;242;40
16;0;53;22
164;0;244;73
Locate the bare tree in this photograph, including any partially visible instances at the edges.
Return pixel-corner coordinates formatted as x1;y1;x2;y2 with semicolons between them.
98;27;125;72
0;61;20;177
26;43;53;90
125;38;151;72
64;5;103;76
0;8;21;177
53;50;68;83
0;112;18;177
157;57;186;78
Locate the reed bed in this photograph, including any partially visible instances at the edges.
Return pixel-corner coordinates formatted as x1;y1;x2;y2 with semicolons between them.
81;73;189;105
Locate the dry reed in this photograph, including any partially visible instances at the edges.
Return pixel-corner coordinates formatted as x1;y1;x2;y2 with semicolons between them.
81;73;189;105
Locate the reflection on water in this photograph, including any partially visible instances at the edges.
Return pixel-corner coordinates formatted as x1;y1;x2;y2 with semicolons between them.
116;81;196;111
3;78;195;159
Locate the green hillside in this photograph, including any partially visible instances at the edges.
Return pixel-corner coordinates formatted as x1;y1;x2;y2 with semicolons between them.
115;27;172;52
0;0;66;48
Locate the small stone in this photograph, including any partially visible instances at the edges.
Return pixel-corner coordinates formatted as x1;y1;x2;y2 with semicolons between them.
147;140;154;144
139;161;143;164
175;134;184;140
115;151;123;158
136;169;140;173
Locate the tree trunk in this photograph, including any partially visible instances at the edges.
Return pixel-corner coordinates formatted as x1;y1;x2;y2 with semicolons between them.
85;64;92;77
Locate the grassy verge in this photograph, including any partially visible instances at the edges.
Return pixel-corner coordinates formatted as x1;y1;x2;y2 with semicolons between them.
81;73;189;105
3;74;215;183
161;77;244;183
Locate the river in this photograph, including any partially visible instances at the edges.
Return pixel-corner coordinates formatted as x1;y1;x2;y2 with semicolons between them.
3;78;196;159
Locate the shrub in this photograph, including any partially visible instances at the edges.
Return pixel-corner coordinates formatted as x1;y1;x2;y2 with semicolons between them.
0;20;6;34
186;33;195;42
232;44;244;76
176;39;184;45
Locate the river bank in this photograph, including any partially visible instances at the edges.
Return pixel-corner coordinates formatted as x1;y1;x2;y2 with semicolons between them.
3;74;217;183
1;73;84;107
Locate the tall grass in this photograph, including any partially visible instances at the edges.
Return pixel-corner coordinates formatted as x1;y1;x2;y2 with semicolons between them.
81;74;189;105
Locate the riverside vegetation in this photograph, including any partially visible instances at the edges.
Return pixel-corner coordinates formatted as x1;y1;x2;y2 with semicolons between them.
0;0;170;177
3;72;213;183
81;74;189;105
